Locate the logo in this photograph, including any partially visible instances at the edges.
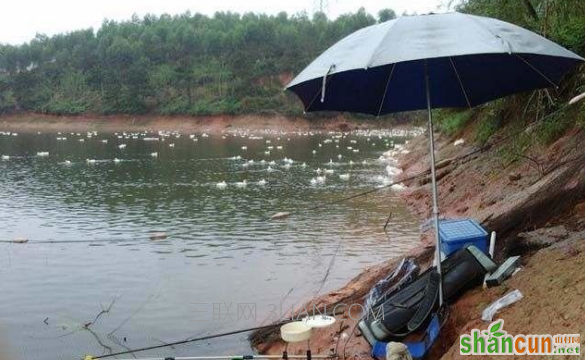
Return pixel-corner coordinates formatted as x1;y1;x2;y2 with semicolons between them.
460;319;580;355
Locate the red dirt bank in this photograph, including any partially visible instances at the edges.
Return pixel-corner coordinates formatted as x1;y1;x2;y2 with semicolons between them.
0;113;402;134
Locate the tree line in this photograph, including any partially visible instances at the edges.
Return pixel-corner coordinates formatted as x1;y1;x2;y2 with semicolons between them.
1;1;583;118
0;8;396;116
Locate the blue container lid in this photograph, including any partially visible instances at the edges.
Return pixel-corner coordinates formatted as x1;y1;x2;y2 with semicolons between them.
438;219;487;243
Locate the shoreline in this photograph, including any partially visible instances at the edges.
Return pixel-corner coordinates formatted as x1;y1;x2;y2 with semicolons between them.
0;113;414;134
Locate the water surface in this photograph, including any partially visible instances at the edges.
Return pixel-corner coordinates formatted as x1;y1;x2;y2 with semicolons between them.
0;129;420;360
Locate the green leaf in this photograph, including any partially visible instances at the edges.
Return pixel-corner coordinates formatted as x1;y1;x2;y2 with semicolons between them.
489;321;502;333
493;332;505;337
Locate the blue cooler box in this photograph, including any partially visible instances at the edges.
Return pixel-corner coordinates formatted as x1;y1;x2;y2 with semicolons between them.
439;219;488;256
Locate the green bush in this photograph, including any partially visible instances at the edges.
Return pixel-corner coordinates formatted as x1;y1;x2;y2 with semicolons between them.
189;98;241;116
535;111;573;144
41;99;88;115
552;16;585;54
435;110;473;135
475;107;502;144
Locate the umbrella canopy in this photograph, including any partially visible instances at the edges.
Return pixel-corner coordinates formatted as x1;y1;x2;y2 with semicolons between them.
287;12;583;115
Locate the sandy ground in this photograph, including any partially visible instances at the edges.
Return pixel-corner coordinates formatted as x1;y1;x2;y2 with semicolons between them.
252;123;585;359
0;114;403;134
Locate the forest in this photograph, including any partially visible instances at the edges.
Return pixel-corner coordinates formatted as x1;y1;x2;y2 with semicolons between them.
0;1;583;117
0;8;396;116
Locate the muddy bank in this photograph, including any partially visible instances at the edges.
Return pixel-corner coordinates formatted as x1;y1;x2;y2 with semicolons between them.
0;113;406;134
396;127;585;359
251;123;585;358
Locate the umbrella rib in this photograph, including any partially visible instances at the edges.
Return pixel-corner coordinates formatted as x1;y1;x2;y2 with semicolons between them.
515;54;559;88
376;63;397;117
449;57;472;109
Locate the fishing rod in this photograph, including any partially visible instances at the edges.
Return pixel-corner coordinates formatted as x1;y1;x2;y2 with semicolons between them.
87;322;289;359
95;355;336;360
85;303;347;360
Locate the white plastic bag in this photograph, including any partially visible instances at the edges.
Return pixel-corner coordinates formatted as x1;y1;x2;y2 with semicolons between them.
481;289;523;321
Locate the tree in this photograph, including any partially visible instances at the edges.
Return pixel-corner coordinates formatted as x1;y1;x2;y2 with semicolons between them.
378;9;397;23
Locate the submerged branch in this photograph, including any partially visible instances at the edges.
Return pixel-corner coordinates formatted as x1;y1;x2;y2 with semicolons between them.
85;298;118;329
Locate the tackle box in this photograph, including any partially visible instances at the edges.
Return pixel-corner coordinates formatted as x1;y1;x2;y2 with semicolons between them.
439;218;488;256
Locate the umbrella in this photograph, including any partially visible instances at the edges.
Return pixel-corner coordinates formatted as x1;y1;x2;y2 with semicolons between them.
286;12;583;307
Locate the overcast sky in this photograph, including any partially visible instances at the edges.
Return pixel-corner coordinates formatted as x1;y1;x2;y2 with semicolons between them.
0;0;449;45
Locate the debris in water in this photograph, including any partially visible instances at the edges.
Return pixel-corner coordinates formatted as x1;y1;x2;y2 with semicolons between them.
149;232;168;241
270;212;291;220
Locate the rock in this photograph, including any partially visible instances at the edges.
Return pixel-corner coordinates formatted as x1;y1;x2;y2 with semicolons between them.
550;229;585;251
508;172;522;182
517;225;569;248
149;232;168;240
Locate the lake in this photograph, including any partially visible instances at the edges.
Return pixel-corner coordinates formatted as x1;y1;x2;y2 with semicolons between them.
0;128;420;360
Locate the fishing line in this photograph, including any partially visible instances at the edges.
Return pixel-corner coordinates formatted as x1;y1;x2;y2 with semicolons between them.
0;237;154;244
313;241;343;297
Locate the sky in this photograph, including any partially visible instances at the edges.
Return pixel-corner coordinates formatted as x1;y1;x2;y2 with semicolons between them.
0;0;448;45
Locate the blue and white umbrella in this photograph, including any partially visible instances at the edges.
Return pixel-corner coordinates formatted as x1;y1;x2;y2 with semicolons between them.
286;12;583;306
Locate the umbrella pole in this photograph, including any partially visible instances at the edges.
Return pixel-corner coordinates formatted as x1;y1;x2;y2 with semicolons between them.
424;62;444;307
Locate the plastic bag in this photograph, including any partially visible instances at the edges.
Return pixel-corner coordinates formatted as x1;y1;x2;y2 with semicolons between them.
364;258;418;313
481;289;523;321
